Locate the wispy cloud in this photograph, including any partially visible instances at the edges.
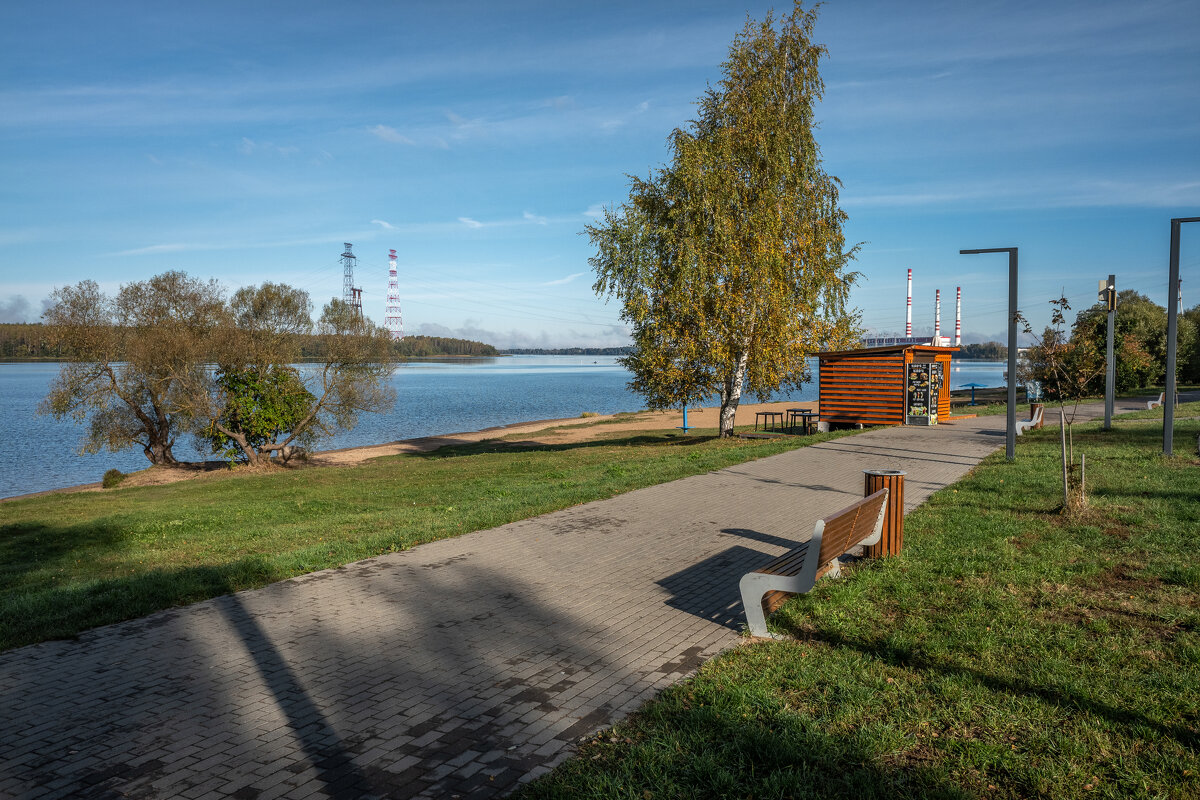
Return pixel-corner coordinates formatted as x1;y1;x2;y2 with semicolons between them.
541;272;586;287
110;243;200;257
368;124;414;144
583;203;606;220
237;137;300;157
458;217;484;229
523;211;548;225
371;219;395;230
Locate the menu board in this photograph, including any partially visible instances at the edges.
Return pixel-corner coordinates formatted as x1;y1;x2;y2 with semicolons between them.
906;363;933;425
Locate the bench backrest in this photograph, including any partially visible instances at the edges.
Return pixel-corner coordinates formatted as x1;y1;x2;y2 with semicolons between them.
816;488;889;566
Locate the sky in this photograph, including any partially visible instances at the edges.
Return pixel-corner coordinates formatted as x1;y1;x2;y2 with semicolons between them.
2;0;1198;347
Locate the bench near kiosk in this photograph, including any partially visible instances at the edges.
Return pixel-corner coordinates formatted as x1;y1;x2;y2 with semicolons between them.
739;489;889;638
1147;392;1179;410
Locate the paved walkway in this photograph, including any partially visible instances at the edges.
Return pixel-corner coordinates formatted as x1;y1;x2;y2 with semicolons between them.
0;399;1148;799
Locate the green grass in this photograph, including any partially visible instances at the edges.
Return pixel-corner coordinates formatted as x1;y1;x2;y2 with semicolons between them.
1110;399;1200;421
519;415;1200;800
0;424;856;652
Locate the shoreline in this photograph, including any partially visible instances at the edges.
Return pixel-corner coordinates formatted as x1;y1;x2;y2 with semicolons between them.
2;402;809;502
2;388;1024;503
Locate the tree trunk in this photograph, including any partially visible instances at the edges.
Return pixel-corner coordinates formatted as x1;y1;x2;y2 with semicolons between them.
718;347;750;437
143;438;178;465
212;421;266;466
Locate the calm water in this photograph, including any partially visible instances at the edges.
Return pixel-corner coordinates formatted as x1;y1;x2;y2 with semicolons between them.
0;356;1006;499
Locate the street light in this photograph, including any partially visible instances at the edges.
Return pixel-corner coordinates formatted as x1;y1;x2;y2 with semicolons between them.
961;247;1018;461
1164;217;1200;455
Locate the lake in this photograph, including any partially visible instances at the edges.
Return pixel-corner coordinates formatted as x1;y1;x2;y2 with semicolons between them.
0;356;1007;499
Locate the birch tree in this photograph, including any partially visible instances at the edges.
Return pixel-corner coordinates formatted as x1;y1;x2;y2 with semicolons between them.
589;1;860;436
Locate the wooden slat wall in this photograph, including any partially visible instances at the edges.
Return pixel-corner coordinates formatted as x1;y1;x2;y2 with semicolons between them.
936;353;952;419
818;354;905;426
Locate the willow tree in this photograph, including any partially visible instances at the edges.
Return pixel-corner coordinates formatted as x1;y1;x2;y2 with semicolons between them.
40;272;226;464
195;286;398;466
590;2;860;436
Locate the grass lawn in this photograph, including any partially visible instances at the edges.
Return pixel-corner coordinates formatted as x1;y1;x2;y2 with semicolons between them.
519;414;1200;799
0;424;854;652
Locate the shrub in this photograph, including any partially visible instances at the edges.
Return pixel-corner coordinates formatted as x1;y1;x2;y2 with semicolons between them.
101;469;126;489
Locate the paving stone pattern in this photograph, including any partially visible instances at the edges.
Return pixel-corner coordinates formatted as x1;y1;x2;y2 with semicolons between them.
0;401;1133;799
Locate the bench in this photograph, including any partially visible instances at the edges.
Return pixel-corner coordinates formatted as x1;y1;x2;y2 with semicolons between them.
739;489;889;638
1147;392;1179;410
1015;404;1044;436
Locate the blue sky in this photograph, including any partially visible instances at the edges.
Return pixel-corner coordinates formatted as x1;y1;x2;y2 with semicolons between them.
1;0;1198;347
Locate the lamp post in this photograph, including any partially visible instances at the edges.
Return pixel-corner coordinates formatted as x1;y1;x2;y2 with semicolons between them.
961;247;1018;461
1164;217;1200;455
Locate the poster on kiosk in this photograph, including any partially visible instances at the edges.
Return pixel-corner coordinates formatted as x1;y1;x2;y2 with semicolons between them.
906;362;943;425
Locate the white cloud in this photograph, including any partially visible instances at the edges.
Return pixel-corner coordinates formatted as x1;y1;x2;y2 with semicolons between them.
541;272;586;287
371;219;395;230
583;203;606;220
523;211;548;225
238;137;256;155
0;295;34;323
458;217;484;229
368;124;415;145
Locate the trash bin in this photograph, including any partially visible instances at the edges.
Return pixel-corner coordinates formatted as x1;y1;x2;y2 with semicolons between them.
1030;402;1044;430
863;469;905;558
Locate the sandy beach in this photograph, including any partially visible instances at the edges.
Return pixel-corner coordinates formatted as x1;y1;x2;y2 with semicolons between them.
7;400;818;499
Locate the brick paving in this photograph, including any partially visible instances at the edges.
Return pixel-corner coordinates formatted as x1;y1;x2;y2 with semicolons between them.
0;399;1148;798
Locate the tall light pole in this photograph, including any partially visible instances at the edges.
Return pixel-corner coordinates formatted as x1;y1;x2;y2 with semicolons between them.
1099;275;1116;430
1164;217;1200;455
961;247;1018;461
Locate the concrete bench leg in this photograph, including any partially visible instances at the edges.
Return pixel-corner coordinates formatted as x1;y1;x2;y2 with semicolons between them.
739;571;817;639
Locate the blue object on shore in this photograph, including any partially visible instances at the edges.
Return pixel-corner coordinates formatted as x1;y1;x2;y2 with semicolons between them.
678;404;693;433
960;382;988;405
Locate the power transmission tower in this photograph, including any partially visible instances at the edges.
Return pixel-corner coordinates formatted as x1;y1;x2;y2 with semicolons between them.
385;249;404;340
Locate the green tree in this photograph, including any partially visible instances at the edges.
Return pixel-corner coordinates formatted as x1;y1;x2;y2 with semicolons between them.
195;284;398;466
40;272;226;465
205;366;316;464
1183;304;1200;384
589;2;860;436
1072;290;1196;392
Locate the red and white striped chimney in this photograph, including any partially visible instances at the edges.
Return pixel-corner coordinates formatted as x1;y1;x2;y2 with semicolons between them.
906;268;913;337
954;286;962;347
934;289;942;345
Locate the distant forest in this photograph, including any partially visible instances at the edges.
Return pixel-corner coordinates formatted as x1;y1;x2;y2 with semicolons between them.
0;323;498;361
0;323;58;359
957;341;1007;360
502;347;633;356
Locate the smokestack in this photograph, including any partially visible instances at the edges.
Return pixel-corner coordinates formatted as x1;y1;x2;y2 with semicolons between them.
906;268;913;337
935;289;942;345
954;286;962;347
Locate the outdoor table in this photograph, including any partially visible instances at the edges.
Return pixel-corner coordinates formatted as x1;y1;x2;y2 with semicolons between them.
754;411;785;432
787;408;819;434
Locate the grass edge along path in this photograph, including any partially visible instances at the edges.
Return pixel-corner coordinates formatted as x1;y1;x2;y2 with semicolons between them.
517;416;1200;800
0;424;860;652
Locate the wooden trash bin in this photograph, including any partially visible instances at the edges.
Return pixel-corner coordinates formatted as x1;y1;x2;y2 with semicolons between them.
1030;402;1044;430
863;469;905;558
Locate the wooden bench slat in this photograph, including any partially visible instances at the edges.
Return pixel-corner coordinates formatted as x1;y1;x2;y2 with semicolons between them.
739;489;890;637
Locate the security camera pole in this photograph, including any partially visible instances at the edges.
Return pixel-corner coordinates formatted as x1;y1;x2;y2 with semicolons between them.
1099;275;1116;430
